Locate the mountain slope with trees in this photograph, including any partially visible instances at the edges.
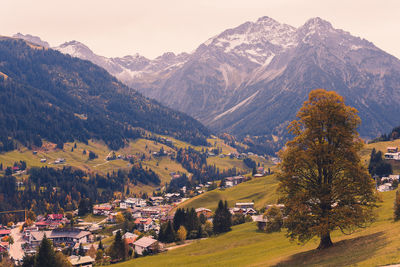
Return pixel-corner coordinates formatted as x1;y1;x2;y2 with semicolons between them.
0;37;209;152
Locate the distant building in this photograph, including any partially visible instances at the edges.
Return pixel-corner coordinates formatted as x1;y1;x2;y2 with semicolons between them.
195;208;213;218
134;236;159;255
235;202;254;209
68;255;95;267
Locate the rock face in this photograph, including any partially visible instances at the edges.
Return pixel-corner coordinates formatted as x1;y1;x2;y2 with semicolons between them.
23;16;400;140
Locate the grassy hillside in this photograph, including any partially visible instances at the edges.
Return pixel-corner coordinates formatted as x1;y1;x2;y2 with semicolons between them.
362;139;400;173
179;174;279;211
0;139;190;193
115;189;400;267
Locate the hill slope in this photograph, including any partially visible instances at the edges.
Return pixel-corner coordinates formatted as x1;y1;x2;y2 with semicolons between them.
116;189;400;267
0;37;209;152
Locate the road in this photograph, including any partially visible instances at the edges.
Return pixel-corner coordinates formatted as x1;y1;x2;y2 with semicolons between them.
9;223;25;262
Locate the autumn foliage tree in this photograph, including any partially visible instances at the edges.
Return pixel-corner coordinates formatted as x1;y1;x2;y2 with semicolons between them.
278;89;377;249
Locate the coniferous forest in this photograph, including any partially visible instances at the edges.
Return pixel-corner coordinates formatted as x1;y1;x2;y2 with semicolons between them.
0;38;209;152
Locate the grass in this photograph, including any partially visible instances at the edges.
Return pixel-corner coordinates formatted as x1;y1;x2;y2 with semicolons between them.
207;157;249;172
78;214;106;223
179;174;279;211
362;139;400;173
115;189;400;267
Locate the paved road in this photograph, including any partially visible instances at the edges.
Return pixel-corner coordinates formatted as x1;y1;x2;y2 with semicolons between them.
9;223;25;261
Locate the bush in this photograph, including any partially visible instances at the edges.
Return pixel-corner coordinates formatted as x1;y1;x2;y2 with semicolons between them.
394;191;400;221
264;206;283;233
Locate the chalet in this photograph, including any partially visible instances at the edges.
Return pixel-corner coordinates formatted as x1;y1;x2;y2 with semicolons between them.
225;176;246;187
120;198;146;209
254;215;268;231
149;196;163;206
93;204;113;215
54;158;66;164
122;232;138;240
195;208;213;218
165;193;181;203
384;152;400;160
141;208;160;218
134;236;159;255
134;218;153;232
68;255;95;267
160;215;174;224
29;229;91;247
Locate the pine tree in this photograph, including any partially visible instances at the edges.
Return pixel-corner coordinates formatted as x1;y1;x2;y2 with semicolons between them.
78;243;85;256
35;234;56;267
98;240;104;251
213;200;232;234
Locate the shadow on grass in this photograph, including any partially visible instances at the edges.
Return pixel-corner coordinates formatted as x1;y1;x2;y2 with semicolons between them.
273;231;387;267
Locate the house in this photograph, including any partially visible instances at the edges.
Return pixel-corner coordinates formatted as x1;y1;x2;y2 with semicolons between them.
244;208;257;216
134;236;159;255
378;183;393;192
122;232;138;240
195;208;213;218
141;208;160;218
123;232;139;248
0;229;11;238
93;204;113;215
235;203;254;210
29;229;91;247
149;196;163;206
225;176;246;187
120;198;146;209
68;255;95;267
134;218;153;232
384;152;400;160
160;215;174;224
254;215;268;231
164;193;181;203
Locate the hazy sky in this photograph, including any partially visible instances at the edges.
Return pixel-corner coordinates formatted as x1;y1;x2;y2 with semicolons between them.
1;0;399;59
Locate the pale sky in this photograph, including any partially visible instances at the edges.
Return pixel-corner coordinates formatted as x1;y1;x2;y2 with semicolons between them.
1;0;399;59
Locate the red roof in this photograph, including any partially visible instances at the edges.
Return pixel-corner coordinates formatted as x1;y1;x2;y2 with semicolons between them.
0;230;10;235
48;214;63;220
134;218;152;225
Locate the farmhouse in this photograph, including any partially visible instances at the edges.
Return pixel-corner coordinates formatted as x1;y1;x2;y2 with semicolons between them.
134;236;159;255
195;208;213;218
68;255;95;267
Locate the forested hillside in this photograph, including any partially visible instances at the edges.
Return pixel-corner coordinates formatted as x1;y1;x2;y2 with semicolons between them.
0;38;209;152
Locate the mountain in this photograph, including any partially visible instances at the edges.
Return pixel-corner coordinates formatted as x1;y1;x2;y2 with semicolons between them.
53;41;190;88
0;37;209;152
12;33;50;48
43;17;400;144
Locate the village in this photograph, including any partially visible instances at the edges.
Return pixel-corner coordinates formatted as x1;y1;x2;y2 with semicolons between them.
0;166;272;266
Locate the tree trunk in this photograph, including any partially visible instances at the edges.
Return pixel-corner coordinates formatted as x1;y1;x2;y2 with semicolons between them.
318;231;333;249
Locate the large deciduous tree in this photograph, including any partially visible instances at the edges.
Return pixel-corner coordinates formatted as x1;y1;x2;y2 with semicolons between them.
278;89;377;249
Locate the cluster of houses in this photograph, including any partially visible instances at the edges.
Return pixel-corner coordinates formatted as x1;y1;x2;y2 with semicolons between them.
384;147;400;160
377;175;400;192
230;202;257;216
222;175;247;188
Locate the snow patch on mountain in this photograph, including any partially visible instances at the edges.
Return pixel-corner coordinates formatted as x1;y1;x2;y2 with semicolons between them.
213;90;259;121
